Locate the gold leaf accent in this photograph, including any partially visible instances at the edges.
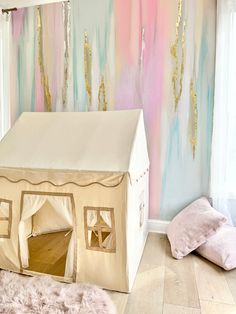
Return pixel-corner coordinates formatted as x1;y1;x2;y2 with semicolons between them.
170;0;186;111
62;1;71;109
37;6;52;112
98;76;107;111
84;32;92;109
189;79;198;159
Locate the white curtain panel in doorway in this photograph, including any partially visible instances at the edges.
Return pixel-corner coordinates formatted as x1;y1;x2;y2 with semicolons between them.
19;194;74;278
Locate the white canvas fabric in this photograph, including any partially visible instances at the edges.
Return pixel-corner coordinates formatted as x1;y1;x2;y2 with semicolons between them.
0;110;149;292
0;167;125;187
32;200;72;236
0;110;148;183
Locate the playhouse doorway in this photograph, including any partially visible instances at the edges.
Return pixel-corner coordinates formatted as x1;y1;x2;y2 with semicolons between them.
19;192;76;280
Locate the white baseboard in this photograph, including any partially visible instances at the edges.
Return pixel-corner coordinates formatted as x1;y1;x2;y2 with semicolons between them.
148;219;170;234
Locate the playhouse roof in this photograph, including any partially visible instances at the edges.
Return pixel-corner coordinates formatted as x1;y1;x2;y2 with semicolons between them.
0;110;149;181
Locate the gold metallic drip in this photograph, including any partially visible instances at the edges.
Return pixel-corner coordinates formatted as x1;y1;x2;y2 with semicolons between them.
189;79;198;159
170;0;186;111
98;76;107;111
62;1;71;109
84;32;92;109
37;6;52;112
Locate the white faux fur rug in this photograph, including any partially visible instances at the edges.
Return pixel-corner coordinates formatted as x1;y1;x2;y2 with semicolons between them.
0;271;116;314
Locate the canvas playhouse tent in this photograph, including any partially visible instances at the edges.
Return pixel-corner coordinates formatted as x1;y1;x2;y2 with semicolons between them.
0;109;149;292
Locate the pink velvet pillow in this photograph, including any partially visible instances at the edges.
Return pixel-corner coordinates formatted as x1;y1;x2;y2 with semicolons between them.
196;226;236;270
167;197;227;259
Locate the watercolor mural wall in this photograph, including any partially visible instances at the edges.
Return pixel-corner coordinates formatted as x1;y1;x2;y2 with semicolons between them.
9;0;216;219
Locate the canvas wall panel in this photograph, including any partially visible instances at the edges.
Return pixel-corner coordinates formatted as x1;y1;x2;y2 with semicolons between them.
0;174;129;291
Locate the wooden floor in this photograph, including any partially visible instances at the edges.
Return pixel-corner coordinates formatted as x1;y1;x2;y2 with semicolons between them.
25;231;236;313
107;233;236;314
27;230;71;277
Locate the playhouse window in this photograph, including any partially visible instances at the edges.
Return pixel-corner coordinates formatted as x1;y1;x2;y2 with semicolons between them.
84;207;116;253
0;199;12;238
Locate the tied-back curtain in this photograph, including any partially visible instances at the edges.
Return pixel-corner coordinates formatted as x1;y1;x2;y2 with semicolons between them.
87;210;97;246
19;195;46;268
47;196;73;227
210;0;236;225
19;194;75;278
0;13;11;140
100;210;113;249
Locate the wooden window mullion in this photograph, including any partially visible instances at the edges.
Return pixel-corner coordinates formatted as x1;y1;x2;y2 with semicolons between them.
0;217;9;221
84;206;115;253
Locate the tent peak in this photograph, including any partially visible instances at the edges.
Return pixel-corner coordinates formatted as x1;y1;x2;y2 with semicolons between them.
0;110;148;179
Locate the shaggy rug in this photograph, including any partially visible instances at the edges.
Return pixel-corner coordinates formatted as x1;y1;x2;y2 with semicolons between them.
0;271;116;314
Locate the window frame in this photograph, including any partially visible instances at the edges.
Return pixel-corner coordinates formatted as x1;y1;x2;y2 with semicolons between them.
84;206;116;253
0;198;12;238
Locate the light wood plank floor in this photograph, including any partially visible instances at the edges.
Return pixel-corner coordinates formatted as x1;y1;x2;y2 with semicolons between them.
27;230;71;277
108;233;236;314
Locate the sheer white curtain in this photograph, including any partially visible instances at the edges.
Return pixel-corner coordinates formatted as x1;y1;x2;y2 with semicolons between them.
48;196;74;278
87;209;98;246
0;12;11;140
100;210;113;249
19;195;47;268
211;0;236;225
19;194;75;278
